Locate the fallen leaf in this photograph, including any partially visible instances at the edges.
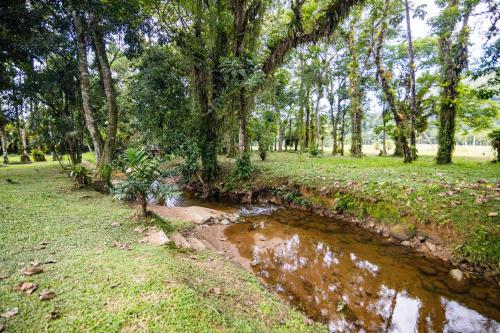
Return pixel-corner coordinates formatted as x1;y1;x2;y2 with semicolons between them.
14;282;37;295
20;266;43;276
1;308;18;318
39;289;55;301
30;261;40;267
110;282;121;289
488;212;498;217
210;287;221;295
111;222;120;227
112;241;130;250
48;310;60;320
41;259;57;265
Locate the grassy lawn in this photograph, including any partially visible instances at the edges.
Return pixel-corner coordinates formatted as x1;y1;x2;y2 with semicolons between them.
222;152;499;268
0;161;324;332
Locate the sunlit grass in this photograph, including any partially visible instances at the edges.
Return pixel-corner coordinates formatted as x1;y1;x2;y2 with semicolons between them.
0;161;325;332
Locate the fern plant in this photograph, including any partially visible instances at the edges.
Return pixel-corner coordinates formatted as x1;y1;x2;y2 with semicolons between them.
31;148;46;162
112;148;173;216
69;164;92;186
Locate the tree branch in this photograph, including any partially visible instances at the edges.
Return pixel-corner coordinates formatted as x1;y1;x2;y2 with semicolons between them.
261;0;363;75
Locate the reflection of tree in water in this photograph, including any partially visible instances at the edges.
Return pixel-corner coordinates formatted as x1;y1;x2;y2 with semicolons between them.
233;213;500;332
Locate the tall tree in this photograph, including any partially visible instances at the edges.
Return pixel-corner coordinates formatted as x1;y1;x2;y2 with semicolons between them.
72;10;104;164
433;0;478;164
404;0;417;159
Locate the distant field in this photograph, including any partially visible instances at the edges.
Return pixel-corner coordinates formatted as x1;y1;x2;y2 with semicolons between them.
317;144;495;160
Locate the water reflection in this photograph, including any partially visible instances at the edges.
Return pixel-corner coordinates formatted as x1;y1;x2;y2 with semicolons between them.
225;210;500;332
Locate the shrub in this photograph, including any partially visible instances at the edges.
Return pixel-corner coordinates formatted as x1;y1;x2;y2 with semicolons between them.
231;152;254;181
31;149;46;162
112;148;173;216
181;143;200;181
488;128;500;162
308;146;322;157
69;164;92;186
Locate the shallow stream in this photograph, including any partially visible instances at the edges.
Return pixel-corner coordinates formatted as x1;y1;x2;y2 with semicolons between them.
168;193;500;332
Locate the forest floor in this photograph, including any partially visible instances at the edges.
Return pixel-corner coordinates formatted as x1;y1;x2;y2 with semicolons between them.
219;152;499;269
0;161;325;332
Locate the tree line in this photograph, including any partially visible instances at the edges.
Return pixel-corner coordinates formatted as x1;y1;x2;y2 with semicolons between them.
0;0;498;185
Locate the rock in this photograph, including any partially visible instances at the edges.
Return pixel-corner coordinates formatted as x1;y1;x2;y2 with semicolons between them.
447;269;470;293
220;219;230;225
389;224;415;241
241;191;253;204
187;237;206;251
415;231;427;242
424;240;437;252
418;264;437;276
469;287;487;300
421;280;437;293
433;280;448;291
170;233;191;249
142;229;170;246
487;292;500;308
401;241;411;247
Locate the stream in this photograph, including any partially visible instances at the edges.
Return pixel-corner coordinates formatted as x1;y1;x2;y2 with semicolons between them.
167;193;500;332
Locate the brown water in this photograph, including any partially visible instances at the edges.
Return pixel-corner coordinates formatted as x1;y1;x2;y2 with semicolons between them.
224;210;500;332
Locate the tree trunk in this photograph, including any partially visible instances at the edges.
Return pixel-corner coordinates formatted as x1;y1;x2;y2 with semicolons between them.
374;0;412;162
315;85;322;148
346;28;363;157
89;12;119;167
436;6;472;164
304;88;311;149
72;11;103;165
404;0;418;160
340;110;345;156
15;105;30;162
0;124;8;164
381;111;387;155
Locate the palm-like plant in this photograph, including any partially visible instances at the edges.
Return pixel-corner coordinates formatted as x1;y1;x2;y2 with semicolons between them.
113;148;171;216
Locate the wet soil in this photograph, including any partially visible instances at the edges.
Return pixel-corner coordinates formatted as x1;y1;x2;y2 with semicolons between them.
195;209;500;332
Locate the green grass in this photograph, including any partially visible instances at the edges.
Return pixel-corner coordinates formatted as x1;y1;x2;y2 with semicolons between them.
0;161;325;332
221;152;500;268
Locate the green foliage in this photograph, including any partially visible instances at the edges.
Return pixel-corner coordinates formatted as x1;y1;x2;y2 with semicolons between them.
334;193;355;213
112;148;170;215
308;146;322;157
69;164;92;186
31;148;46;162
488;128;500;162
99;163;113;188
230;152;254;182
273;189;310;207
456;226;500;269
180;143;200;182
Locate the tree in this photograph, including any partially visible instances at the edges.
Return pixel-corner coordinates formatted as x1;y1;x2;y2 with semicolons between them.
404;0;417;159
432;0;479;164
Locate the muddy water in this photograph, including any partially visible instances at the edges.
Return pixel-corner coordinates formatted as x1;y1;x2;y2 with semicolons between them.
224;210;500;332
